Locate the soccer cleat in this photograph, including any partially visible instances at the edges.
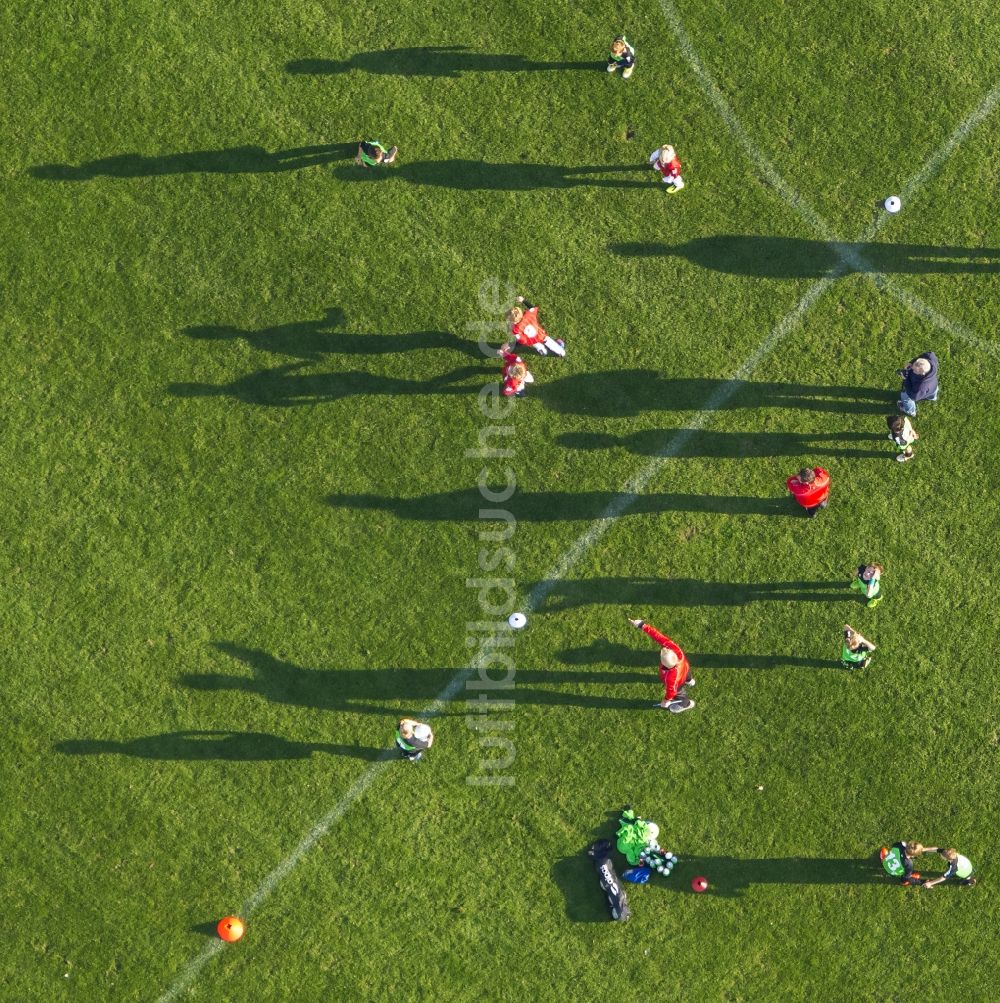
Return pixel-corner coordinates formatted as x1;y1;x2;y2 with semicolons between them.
606;63;618;73
867;596;882;608
385;145;398;163
556;339;566;356
896;453;913;463
622;66;634;79
668;698;695;713
685;677;696;687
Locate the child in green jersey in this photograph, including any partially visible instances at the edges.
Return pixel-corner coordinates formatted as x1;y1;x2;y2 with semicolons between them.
841;624;875;668
355;140;398;168
606;36;636;79
887;414;918;462
851;563;883;608
396;718;433;761
921;848;976;888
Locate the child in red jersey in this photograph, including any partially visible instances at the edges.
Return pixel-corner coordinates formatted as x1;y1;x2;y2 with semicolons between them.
786;466;830;517
649;144;684;192
507;296;566;357
498;344;533;397
627;617;695;713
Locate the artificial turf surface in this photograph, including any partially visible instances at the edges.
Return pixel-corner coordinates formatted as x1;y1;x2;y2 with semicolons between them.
2;1;998;1000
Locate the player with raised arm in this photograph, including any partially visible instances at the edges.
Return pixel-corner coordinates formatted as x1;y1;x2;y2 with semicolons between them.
627;616;695;713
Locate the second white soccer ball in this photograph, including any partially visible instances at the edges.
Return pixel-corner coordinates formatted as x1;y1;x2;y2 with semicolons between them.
508;612;527;630
884;195;902;214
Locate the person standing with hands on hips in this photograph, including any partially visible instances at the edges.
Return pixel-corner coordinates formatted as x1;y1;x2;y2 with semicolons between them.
627;617;695;713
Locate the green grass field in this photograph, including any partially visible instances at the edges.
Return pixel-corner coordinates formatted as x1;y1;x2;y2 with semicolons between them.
3;1;999;999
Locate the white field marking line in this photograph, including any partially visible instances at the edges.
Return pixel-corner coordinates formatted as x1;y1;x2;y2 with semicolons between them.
155;670;472;1003
659;0;1000;357
156;267;842;1003
156;48;991;1001
527;272;841;607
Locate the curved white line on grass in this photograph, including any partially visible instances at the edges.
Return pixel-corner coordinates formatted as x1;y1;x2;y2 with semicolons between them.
156;40;995;1001
659;0;1000;356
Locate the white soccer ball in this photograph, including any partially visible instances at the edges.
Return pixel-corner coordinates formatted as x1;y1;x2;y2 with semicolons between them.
884;196;901;214
508;612;527;630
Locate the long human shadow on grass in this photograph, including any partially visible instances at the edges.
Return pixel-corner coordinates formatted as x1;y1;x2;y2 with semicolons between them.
184;307;484;361
55;730;383;761
29;143;355;180
653;856;886;898
532;577;852;613
327;487;793;521
556;429;885;460
181;643;660;714
332;159;649;191
611;235;1000;277
552;853;884;913
287;47;597;78
169;363;487;406
538;373;894;418
557;641;831;671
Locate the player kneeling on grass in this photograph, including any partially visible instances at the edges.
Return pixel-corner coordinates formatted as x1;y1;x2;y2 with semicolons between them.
498;344;533;397
841;624;875;669
507;296;565;357
396;718;433;761
606;36;636;78
627;616;695;713
355;140;398;168
650;144;684;192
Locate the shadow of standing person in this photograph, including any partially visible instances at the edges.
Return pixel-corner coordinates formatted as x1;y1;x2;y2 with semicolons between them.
29;143;356;180
333;159;648;191
55;731;384;761
169;363;487;406
184;308;483;361
610;235;1000;277
287;47;596;78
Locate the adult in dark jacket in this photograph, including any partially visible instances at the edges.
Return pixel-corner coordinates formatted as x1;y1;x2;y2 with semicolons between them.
897;352;939;416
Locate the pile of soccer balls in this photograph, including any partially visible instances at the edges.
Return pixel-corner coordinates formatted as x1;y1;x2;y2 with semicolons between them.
639;847;678;876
